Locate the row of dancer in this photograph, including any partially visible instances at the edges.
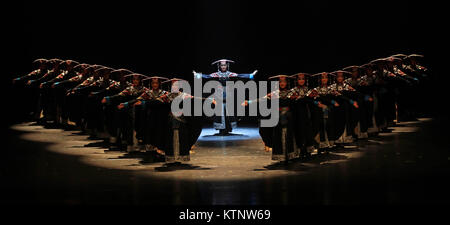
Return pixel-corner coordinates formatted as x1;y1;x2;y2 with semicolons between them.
244;53;429;162
12;59;206;163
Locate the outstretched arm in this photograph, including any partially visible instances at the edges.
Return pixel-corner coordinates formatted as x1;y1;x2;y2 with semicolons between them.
193;71;214;79
235;70;258;79
13;70;43;84
241;91;272;106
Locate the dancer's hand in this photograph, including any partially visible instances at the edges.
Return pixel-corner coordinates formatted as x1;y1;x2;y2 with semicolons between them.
289;93;298;100
183;94;194;99
308;90;318;98
318;102;327;109
193;70;201;79
117;103;126;109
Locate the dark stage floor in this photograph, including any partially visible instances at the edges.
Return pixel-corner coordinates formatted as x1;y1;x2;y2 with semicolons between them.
2;117;450;205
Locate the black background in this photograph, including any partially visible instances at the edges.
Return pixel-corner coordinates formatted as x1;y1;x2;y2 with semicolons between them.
5;1;446;75
11;0;446;73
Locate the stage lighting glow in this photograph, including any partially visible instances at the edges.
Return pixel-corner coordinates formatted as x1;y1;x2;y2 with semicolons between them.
197;127;262;142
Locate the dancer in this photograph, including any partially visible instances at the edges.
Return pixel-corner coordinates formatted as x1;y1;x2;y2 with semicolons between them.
193;59;257;135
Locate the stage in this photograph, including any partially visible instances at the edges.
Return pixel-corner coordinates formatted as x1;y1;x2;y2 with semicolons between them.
3;117;450;205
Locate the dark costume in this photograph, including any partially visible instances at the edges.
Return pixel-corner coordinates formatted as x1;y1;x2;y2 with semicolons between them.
344;65;374;139
84;67;115;137
329;71;359;144
13;58;49;120
103;72;145;150
129;77;170;152
371;58;406;130
41;60;80;125
309;72;341;150
56;64;94;127
396;55;427;120
249;75;296;161
35;59;64;123
163;78;205;163
287;73;317;156
67;65;108;131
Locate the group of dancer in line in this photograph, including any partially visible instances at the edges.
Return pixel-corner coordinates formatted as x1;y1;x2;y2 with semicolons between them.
12;54;429;164
245;54;429;161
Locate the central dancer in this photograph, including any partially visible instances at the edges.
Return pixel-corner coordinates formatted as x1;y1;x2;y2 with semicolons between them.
193;59;257;135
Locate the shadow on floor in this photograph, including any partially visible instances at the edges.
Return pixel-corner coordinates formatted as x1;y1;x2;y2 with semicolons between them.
154;162;212;172
261;152;349;171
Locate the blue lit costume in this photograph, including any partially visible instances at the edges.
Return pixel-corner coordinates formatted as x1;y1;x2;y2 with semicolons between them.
193;59;257;134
